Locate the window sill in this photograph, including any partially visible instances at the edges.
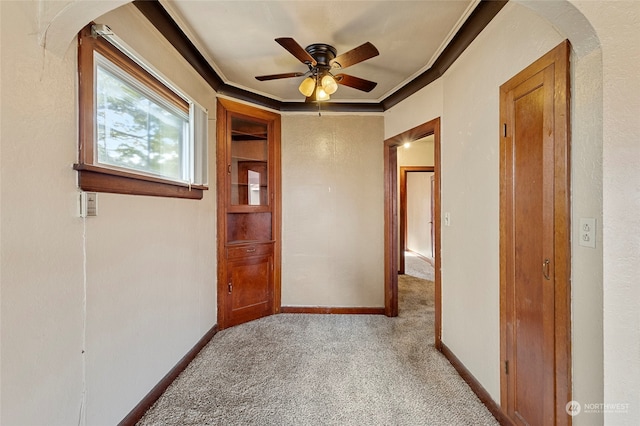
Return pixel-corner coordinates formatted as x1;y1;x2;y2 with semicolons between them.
74;164;207;200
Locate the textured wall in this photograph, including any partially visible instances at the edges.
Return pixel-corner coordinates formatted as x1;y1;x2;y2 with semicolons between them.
571;2;640;424
568;42;605;426
281;114;385;308
84;6;218;424
1;3;218;425
1;2;84;424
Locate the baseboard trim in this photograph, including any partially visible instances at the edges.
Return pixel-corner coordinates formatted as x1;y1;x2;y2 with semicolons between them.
280;306;386;315
407;249;435;266
439;342;512;425
118;324;219;426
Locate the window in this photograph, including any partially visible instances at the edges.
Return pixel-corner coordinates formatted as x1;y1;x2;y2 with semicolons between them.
76;24;208;199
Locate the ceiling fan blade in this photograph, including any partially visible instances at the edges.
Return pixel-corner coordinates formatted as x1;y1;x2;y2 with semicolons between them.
330;42;379;69
334;74;378;92
275;37;317;66
255;72;306;81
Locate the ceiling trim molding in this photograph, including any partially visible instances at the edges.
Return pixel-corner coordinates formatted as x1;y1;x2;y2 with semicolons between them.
381;0;508;110
132;0;223;91
280;102;384;114
133;0;507;113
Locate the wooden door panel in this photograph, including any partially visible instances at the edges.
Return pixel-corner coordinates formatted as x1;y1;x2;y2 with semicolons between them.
500;40;571;426
226;254;273;327
511;72;555;426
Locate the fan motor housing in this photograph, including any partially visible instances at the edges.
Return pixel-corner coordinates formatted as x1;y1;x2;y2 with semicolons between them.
305;43;337;68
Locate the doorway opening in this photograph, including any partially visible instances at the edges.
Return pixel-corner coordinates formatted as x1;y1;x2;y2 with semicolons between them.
399;165;435;279
384;117;441;349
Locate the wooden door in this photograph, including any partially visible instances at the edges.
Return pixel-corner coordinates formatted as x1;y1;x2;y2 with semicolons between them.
226;249;273;328
500;41;571;426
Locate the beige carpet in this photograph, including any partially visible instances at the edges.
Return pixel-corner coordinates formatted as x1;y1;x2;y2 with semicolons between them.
404;251;435;282
137;276;497;425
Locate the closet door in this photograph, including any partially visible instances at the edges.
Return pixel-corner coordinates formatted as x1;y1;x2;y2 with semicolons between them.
500;41;571;426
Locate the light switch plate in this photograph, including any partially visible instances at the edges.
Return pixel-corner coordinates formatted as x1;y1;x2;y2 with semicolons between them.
579;218;596;248
80;192;98;217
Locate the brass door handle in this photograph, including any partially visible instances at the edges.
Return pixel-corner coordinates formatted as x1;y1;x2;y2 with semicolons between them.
543;258;551;280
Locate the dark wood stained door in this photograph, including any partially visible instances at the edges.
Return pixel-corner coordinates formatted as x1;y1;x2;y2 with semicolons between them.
226;252;273;328
511;69;554;426
500;40;571;426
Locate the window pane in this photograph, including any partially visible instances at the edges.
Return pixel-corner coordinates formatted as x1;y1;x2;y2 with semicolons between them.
96;63;187;181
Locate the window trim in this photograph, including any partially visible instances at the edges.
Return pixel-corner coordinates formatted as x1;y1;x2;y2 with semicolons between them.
76;24;207;199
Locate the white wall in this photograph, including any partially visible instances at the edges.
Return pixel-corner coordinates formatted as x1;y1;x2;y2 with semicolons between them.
0;3;217;425
281;114;385;308
406;172;434;258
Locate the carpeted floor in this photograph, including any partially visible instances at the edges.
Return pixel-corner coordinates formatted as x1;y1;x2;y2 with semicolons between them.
137;275;498;425
404;251;435;282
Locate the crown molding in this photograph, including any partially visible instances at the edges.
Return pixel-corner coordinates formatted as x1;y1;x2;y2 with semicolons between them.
133;0;507;113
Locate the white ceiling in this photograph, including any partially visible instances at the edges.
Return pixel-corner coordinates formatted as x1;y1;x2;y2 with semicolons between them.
161;0;479;103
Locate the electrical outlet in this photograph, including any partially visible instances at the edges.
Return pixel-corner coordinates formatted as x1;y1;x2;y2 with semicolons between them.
579;218;596;248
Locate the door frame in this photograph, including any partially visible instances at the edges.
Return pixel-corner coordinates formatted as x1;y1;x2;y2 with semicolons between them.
399;166;435;275
384;117;441;349
499;40;571;425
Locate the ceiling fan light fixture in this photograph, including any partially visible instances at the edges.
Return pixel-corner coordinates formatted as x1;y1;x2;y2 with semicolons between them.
298;76;316;97
321;74;338;95
257;38;379;102
315;84;330;101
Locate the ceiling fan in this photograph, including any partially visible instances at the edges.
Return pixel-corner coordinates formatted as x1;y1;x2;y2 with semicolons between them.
255;37;379;102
